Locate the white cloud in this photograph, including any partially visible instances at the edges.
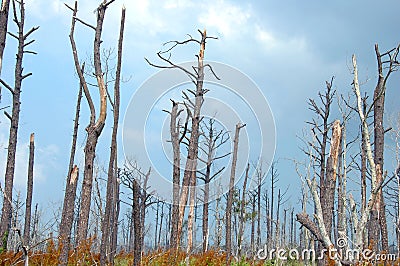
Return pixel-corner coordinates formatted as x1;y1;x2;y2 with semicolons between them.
198;0;251;38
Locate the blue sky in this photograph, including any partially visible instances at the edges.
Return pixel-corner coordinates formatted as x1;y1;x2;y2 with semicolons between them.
0;0;399;227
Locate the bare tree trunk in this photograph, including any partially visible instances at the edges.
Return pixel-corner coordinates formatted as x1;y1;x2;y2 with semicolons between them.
23;133;34;245
250;193;256;253
237;163;249;257
66;0;111;245
59;166;79;265
132;179;141;266
225;123;245;262
270;162;278;249
100;6;125;266
110;173;120;257
176;30;208;248
257;169;262;247
158;202;164;247
371;44;389;253
58;59;83;265
337;123;348;256
0;0;38;249
186;175;196;253
169;99;182;249
323;120;342;239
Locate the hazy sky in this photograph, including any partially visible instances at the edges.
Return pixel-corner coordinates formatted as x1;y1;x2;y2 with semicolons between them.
0;0;399;223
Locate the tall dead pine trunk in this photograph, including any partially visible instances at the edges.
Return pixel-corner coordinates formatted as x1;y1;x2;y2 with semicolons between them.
100;6;125;266
225;123;245;262
176;30;208;247
66;0;112;245
132;178;141;266
323;120;342;239
237;163;249;257
369;44;390;253
168;100;183;249
23;133;34;245
58;61;83;266
0;0;38;249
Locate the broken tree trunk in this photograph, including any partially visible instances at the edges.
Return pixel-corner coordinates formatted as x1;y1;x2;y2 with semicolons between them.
225;123;245;262
23;133;34;245
58;166;79;265
100;6;125;266
176;30;208;248
58;60;83;266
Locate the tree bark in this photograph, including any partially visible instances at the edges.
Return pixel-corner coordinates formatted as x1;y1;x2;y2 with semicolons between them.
370;44;388;253
225;123;245;262
23;133;34;246
237;163;249;257
176;30;208;248
132;179;141;266
323;120;342;239
169;100;182;249
58;166;79;265
100;6;125;266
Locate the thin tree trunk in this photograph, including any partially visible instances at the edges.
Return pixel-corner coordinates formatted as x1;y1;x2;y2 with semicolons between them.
238;163;249;258
257;172;262;247
225;123;245;263
0;0;38;248
250;193;256;253
23;133;34;245
58;60;83;265
169;100;182;249
186;177;196;253
100;6;125;266
132;179;141;266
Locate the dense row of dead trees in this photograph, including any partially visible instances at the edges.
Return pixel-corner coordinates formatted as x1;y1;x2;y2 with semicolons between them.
296;44;400;265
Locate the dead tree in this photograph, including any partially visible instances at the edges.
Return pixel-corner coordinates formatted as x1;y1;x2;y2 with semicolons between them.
100;6;125;266
145;29;218;249
296;120;342;264
164;99;185;249
58;166;79;265
350;54;386;254
0;0;38;249
66;0;114;245
23;133;34;246
269;161;278;249
368;44;399;253
58;61;84;265
237;163;249;258
0;0;11;97
198;118;229;252
255;163;265;247
225;123;245;262
121;163;154;266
